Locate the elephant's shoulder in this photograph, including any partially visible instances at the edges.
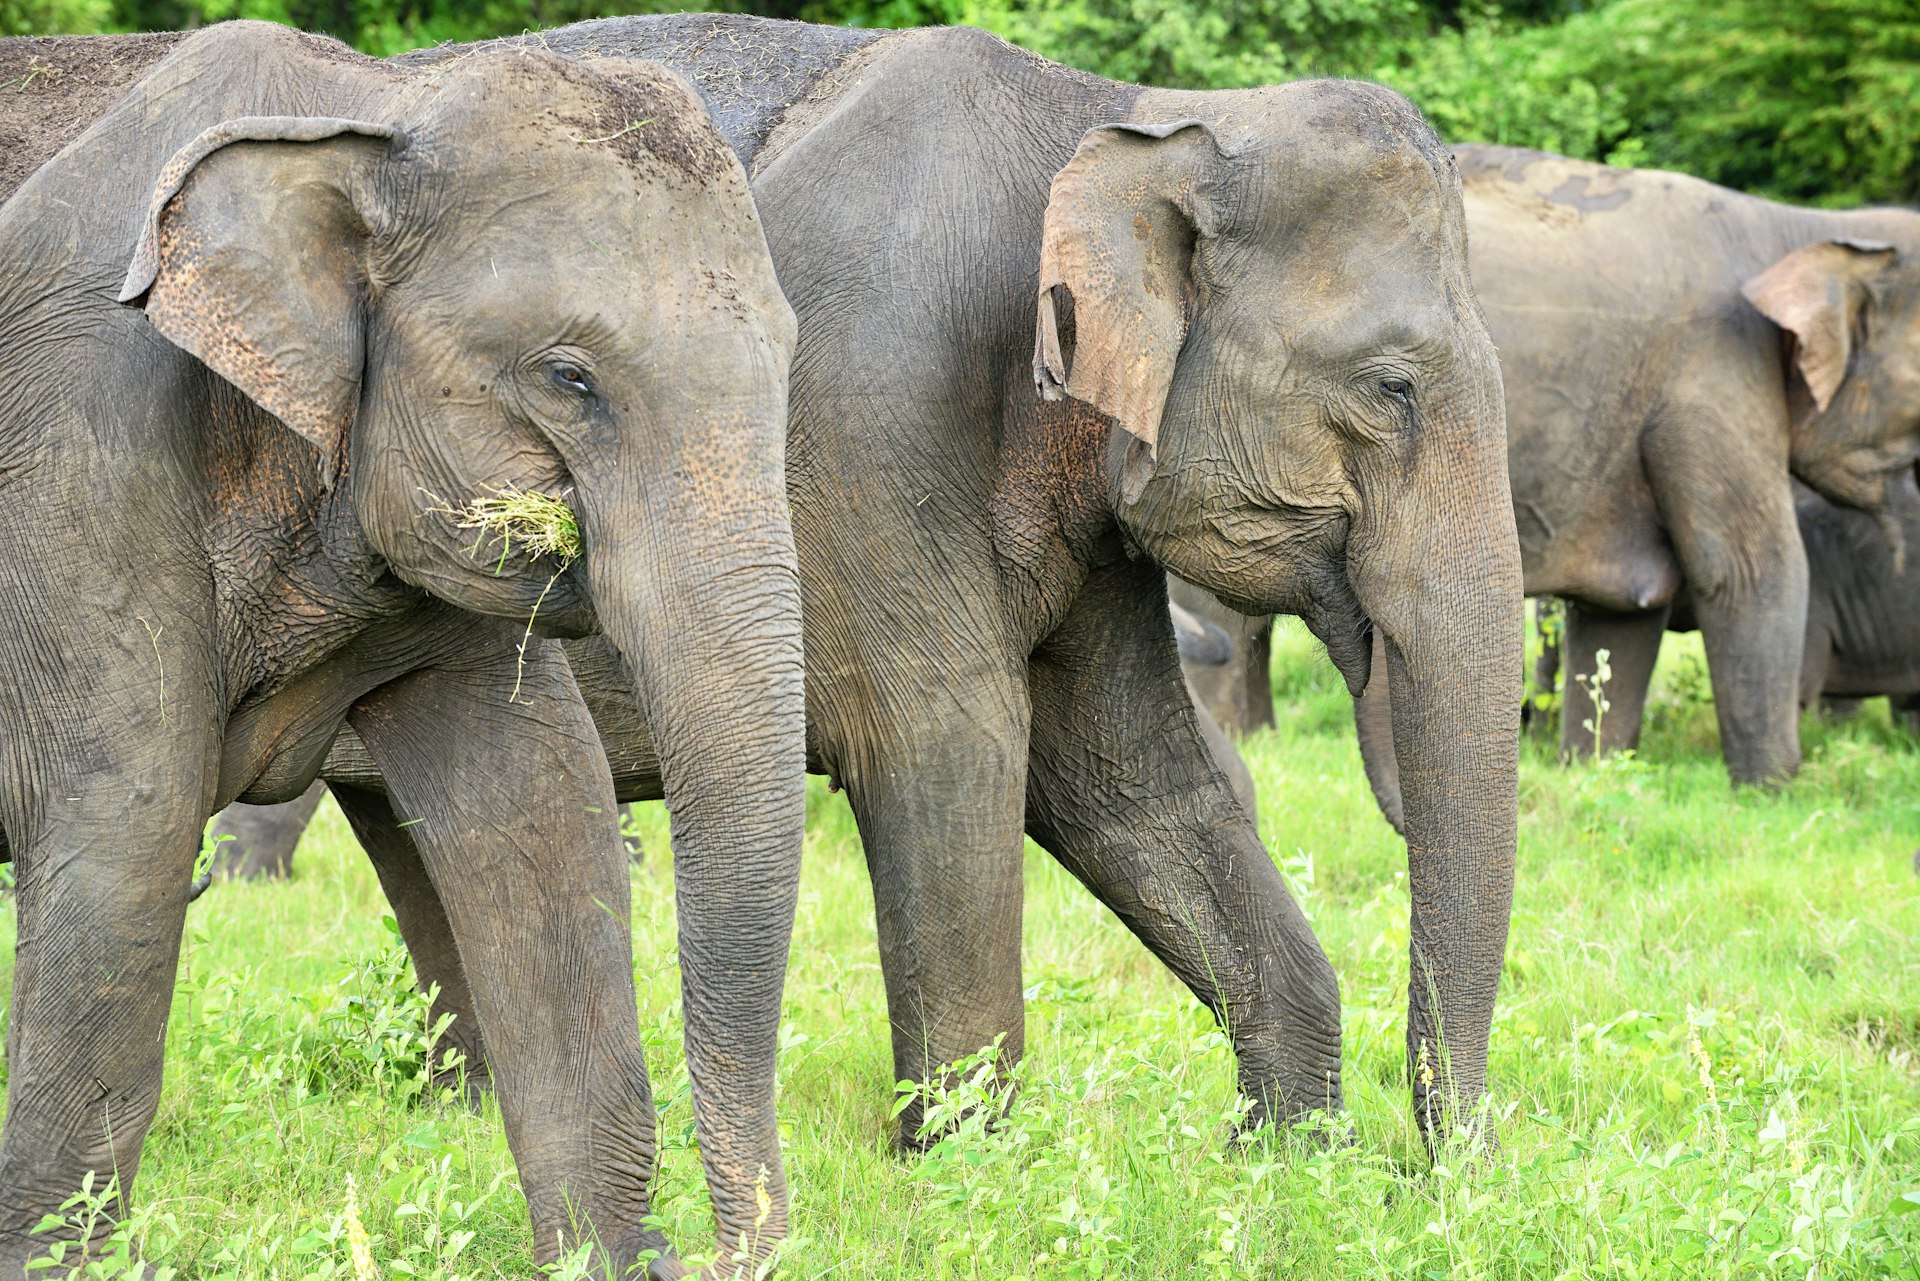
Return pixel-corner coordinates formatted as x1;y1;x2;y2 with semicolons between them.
753;24;1111;177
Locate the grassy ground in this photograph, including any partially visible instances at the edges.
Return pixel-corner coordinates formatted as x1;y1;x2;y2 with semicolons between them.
1;620;1916;1278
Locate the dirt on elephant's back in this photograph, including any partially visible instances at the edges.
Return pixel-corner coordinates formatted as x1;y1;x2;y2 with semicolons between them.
0;32;187;205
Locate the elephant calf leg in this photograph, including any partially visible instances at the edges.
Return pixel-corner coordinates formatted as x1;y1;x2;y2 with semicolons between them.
210;780;327;880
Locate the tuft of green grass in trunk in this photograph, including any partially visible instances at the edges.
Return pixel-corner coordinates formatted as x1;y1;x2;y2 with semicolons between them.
436;485;581;571
2;620;1916;1278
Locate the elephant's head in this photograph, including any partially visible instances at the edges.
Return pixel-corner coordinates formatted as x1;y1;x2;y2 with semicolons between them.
1742;228;1920;552
118;43;802;1266
1034;81;1521;1140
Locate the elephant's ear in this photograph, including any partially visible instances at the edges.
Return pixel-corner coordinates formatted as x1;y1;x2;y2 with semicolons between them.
119;116;402;488
1741;237;1896;414
1033;119;1229;503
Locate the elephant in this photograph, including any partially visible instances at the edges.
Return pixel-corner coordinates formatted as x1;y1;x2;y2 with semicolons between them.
1187;144;1920;817
1455;145;1920;784
0;23;806;1278
326;13;1522;1152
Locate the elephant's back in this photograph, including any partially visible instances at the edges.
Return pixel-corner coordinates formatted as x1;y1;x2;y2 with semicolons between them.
397;15;888;170
0;32;187;206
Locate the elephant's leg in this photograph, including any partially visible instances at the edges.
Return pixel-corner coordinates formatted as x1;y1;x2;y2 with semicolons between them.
1189;677;1259;830
1027;561;1341;1130
837;677;1029;1148
1893;693;1920;736
1558;602;1668;760
1351;627;1405;832
0;628;216;1273
210;780;327;880
346;641;667;1273
1647;412;1809;783
330;785;491;1104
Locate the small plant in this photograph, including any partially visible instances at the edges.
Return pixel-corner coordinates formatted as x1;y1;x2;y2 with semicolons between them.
26;1173;179;1280
1578;645;1613;753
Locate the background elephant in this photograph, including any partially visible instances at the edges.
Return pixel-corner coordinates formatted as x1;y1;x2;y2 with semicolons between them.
1171;577;1277;738
346;14;1523;1149
0;24;804;1277
1459;145;1920;784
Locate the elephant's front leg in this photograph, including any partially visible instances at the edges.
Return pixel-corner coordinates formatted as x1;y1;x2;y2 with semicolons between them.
1026;561;1342;1129
0;622;218;1274
1648;408;1809;784
346;637;667;1273
1558;602;1669;761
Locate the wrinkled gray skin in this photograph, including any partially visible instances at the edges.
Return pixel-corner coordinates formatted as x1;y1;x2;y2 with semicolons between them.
183;13;1522;1155
0;24;804;1278
1208;145;1920;821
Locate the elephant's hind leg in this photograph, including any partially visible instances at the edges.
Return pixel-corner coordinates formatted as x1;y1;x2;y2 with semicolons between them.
1558;601;1669;761
829;651;1031;1149
1026;560;1342;1131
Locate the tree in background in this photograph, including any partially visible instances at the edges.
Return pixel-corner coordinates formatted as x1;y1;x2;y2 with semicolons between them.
1;0;1914;203
1;0;109;35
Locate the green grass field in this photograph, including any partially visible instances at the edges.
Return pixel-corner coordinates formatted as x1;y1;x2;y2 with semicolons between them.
2;620;1916;1279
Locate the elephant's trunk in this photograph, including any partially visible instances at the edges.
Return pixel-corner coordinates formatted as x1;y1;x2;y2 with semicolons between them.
572;403;805;1270
1350;403;1523;1146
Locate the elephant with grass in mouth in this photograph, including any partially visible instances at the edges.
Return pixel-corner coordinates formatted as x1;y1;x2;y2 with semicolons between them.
0;23;804;1278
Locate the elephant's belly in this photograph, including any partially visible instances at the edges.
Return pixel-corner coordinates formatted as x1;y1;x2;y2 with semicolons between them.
1515;483;1682;612
1821;650;1920;700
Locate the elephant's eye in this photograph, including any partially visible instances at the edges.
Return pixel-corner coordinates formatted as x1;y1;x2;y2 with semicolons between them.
1380;377;1413;401
552;363;594;395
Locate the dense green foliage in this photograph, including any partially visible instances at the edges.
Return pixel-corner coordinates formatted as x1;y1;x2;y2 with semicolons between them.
2;0;1913;204
1;625;1913;1278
